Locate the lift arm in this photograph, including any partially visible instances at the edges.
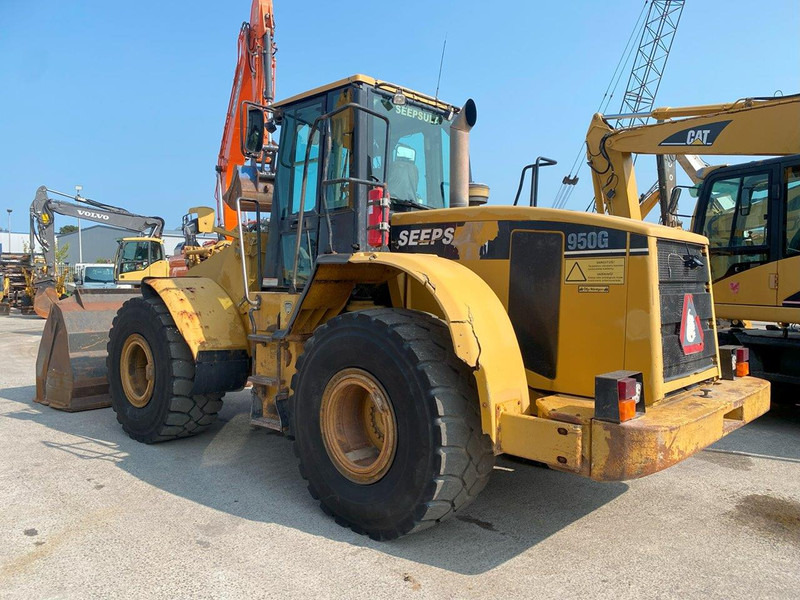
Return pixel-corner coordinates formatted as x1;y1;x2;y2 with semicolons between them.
586;94;800;220
216;0;276;231
30;186;164;269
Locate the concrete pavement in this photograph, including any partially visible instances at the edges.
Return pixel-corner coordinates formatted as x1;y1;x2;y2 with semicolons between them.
0;313;798;599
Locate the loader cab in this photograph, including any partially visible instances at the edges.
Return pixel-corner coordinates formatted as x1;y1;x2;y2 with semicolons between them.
256;75;456;290
114;237;169;284
691;154;800;312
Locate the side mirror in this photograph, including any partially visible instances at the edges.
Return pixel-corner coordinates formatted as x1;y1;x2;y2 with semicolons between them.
243;107;265;156
740;186;753;217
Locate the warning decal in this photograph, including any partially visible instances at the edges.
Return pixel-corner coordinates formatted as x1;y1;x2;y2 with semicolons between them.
680;293;705;354
565;257;625;285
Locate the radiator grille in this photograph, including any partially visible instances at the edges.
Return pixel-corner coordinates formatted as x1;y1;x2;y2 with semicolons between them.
657;240;716;381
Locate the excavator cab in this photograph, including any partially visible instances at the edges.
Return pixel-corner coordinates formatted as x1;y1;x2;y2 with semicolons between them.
114;237;169;283
692;155;800;320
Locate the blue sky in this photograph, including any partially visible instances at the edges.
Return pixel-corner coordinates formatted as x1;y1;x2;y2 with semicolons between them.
0;0;797;232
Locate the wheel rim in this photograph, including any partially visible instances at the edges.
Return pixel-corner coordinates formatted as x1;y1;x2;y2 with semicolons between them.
320;368;397;484
120;333;155;408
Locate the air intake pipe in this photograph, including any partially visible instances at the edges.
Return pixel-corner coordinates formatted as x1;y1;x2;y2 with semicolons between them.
449;99;477;208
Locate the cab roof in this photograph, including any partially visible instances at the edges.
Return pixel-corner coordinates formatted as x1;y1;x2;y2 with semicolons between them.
272;74;457;113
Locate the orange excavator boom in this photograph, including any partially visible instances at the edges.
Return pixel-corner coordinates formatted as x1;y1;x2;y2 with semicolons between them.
216;0;276;230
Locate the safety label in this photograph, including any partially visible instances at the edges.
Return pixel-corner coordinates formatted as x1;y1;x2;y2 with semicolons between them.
565;257;625;285
578;285;609;293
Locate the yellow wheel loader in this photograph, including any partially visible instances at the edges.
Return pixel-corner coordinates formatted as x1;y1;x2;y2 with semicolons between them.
98;75;768;540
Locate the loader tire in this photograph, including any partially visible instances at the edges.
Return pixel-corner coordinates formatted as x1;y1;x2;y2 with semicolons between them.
291;308;494;541
107;295;223;444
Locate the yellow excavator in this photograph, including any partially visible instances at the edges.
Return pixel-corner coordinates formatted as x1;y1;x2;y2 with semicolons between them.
586;93;800;387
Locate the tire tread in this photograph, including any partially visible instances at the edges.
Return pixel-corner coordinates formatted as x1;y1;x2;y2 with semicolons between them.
291;308;494;540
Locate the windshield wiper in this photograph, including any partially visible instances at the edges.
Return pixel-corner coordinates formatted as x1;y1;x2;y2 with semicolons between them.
391;199;433;210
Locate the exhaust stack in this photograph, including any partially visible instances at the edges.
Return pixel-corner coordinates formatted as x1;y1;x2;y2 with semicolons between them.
449;99;477;208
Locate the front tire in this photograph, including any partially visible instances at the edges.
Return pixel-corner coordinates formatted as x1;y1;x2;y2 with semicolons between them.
291;308;494;540
107;295;223;443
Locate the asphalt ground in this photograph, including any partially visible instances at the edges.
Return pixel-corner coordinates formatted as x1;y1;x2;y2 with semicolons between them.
1;312;798;599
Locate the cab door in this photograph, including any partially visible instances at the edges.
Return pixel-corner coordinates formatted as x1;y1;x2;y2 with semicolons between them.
266;98;325;288
696;165;778;317
776;160;800;309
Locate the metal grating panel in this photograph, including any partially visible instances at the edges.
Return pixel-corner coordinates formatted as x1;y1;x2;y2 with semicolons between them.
657;239;716;381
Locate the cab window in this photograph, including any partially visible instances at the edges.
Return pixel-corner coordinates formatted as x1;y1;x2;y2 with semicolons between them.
326;89;354;210
702;172;770;280
784;165;800;255
372;95;450;210
284;102;323;215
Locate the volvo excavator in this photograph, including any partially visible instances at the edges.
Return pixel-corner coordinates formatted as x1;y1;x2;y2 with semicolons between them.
32;186;167;411
29;186;167;318
586;93;800;388
29;0;770;540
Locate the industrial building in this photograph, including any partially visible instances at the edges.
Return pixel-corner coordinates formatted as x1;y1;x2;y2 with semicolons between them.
56;225;194;265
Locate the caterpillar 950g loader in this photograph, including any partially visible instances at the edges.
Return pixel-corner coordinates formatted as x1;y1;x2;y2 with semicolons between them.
100;74;770;540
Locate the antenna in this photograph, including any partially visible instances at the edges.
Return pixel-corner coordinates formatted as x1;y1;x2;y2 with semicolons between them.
434;34;447;101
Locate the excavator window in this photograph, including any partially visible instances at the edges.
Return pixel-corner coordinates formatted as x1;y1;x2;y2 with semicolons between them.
784;165;800;255
702;172;770;280
119;241;155;273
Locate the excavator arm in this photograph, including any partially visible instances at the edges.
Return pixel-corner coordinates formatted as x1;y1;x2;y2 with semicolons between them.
216;0;276;231
30;186;164;269
586;94;800;220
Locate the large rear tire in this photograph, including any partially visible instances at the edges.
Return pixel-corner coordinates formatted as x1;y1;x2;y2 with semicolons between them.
107;295;223;443
291;308;494;540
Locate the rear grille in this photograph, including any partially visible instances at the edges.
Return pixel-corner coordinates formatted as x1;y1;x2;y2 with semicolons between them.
657;240;716;381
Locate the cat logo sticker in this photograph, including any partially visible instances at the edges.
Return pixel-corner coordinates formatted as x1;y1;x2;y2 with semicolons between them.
680;293;704;354
659;120;732;147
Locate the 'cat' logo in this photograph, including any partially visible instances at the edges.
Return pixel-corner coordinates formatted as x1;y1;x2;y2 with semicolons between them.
659;120;732;147
77;209;110;220
685;129;710;145
396;227;455;247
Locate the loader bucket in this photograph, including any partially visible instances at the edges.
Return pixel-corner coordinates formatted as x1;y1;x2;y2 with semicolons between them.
34;288;140;411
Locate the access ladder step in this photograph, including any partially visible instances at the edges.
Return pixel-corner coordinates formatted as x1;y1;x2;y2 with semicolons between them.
250;416;282;431
248;375;279;387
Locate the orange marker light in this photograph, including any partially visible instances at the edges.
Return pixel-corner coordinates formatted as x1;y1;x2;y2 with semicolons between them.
617;377;640;422
735;347;749;377
736;362;750;377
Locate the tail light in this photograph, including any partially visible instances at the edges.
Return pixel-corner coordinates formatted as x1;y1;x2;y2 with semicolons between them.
595;371;645;423
617;377;641;422
367;186;390;248
735;347;750;377
719;345;750;379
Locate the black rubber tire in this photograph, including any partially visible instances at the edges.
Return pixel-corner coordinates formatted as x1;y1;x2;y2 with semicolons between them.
107;295;223;443
291;308;494;540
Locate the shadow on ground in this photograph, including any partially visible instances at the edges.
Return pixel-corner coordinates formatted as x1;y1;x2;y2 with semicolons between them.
0;384;630;574
708;401;800;462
